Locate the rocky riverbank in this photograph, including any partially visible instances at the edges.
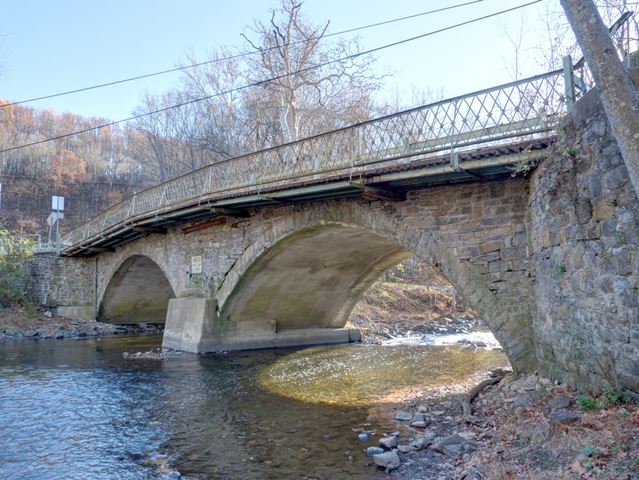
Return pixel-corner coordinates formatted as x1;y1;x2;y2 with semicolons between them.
349;281;481;344
0;306;163;340
366;371;639;479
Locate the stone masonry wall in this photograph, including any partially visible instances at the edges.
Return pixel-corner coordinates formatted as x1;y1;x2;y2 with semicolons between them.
529;90;639;391
30;251;95;309
29;252;56;305
65;178;537;370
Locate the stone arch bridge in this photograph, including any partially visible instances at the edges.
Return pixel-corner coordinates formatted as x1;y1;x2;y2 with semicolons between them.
35;66;639;389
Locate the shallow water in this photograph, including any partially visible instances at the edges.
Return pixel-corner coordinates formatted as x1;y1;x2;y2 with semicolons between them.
0;335;507;479
381;327;503;349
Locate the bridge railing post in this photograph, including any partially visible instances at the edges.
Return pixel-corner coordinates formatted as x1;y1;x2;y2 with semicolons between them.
563;55;575;113
126;195;137;221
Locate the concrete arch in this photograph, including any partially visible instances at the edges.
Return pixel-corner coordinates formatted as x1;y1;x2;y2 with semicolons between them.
220;224;411;330
98;254;175;324
215;200;535;372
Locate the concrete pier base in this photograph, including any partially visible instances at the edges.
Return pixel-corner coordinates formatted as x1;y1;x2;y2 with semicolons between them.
199;327;352;351
163;297;215;352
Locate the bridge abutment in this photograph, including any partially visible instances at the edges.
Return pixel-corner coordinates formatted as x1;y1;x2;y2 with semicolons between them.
529;89;639;391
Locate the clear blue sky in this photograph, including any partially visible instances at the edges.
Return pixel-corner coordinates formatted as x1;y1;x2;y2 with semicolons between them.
0;0;559;120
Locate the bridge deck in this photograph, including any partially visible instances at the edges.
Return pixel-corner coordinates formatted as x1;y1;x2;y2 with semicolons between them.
62;137;552;256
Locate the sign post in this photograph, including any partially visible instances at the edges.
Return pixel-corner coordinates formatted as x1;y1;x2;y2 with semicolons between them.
50;195;65;253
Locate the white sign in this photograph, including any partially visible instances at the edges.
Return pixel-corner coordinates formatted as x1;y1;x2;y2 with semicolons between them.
47;211;64;227
51;195;65;211
191;255;203;274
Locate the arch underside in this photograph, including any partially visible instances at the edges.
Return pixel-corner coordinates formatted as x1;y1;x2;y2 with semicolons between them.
99;255;175;323
221;224;411;331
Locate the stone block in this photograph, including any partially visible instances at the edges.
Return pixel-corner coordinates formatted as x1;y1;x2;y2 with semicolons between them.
56;305;95;320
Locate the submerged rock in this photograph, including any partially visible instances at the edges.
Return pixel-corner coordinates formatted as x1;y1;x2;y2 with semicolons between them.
122;350;165;360
395;411;413;421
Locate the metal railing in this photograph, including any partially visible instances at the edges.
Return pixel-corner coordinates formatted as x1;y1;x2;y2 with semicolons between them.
64;69;569;247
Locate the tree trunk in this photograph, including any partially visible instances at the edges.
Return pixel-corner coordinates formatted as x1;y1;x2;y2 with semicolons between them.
561;0;639;199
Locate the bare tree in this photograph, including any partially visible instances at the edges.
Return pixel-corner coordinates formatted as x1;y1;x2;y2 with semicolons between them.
131;91;212;183
531;0;639;72
130;0;385;182
240;0;381;144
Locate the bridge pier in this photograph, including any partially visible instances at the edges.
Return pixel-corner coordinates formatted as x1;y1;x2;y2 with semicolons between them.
163;297;354;352
163;298;216;353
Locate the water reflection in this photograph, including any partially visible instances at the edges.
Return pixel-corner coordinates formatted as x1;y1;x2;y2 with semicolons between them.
0;336;507;479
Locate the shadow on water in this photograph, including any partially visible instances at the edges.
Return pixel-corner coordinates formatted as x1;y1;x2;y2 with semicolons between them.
0;336;507;479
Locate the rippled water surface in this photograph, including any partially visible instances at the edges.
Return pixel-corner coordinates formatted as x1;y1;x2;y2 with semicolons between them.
0;336;507;479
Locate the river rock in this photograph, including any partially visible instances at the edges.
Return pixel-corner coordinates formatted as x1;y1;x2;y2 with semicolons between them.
409;433;434;451
463;467;486;479
366;446;385;456
43;310;53;318
372;451;400;471
431;434;477;457
397;444;412;453
458;431;476;440
410;420;428;428
547;394;572;410
442;444;464;457
512;393;534;408
358;432;370;441
379;436;397;449
395;411;413;421
412;412;427;422
508;376;539;393
550;411;580;425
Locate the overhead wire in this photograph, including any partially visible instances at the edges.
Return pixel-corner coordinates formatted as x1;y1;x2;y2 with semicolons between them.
0;0;487;108
0;173;145;188
0;0;542;154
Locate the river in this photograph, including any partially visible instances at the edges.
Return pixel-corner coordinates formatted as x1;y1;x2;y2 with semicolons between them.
0;335;507;479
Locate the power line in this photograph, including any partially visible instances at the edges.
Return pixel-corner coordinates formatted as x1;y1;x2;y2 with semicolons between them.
1;0;487;108
0;0;542;154
0;173;145;188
